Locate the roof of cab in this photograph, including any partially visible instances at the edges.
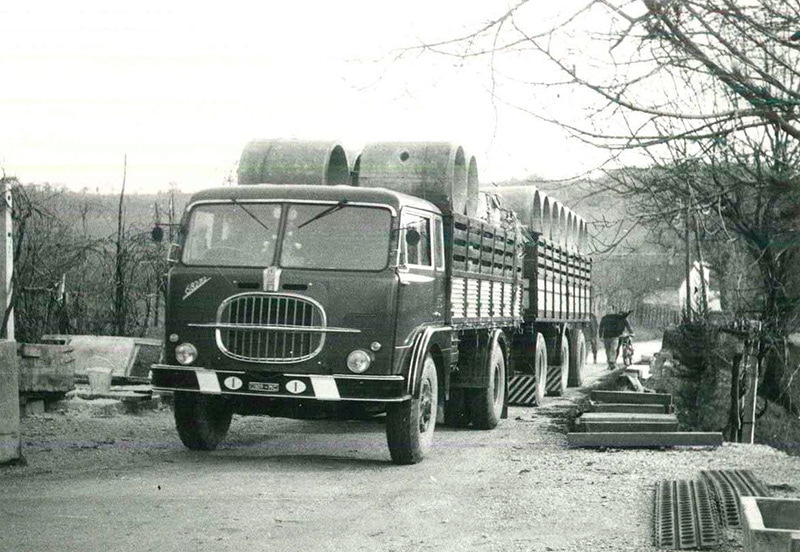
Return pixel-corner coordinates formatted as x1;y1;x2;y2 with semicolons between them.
188;184;441;214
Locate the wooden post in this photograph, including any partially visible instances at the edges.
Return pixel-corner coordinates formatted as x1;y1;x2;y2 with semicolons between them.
0;179;20;464
0;182;13;340
741;339;759;444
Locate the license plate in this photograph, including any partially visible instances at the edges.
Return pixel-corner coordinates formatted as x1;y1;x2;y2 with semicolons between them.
249;381;280;393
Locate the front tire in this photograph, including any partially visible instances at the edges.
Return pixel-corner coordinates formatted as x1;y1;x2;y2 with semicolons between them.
568;329;586;387
547;334;569;396
173;392;233;451
534;333;547;406
386;354;438;465
468;336;506;430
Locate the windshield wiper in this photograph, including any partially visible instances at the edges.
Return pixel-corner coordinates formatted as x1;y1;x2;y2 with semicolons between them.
230;198;270;233
298;199;348;229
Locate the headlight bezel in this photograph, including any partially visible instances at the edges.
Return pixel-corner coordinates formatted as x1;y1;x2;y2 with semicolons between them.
175;342;198;365
346;349;373;374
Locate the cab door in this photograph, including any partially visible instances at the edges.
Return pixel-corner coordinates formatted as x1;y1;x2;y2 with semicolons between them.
394;209;446;346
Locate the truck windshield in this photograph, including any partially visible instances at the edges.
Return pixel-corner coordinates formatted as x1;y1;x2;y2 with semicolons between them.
181;202;392;271
281;204;391;271
182;203;282;267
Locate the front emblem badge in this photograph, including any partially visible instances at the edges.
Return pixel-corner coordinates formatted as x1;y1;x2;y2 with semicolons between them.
223;376;243;390
263;266;282;292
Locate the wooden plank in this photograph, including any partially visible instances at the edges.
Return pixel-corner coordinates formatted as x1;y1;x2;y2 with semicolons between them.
566;432;723;448
590;390;673;406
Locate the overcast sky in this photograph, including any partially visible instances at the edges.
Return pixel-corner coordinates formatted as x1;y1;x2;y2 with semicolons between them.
1;1;605;194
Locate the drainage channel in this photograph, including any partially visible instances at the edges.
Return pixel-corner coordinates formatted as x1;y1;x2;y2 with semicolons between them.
655;479;721;549
701;469;770;527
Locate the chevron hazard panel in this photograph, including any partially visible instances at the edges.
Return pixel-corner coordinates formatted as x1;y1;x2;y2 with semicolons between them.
508;374;539;406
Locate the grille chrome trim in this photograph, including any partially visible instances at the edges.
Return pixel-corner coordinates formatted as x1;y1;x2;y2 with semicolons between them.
210;292;341;364
189;322;360;334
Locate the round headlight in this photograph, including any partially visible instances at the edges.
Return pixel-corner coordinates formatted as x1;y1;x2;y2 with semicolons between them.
175;343;198;365
346;350;372;374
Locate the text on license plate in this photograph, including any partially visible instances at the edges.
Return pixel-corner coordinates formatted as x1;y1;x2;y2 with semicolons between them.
249;381;280;392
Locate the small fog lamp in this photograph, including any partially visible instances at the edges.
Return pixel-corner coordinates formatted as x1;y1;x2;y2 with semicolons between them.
175;343;198;365
370;342;382;352
346;350;372;374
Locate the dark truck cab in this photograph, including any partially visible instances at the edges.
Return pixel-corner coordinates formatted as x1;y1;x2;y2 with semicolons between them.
153;184;444;404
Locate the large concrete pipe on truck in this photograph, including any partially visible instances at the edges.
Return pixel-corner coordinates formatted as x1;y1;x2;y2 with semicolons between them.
356;142;468;215
238;139;350;186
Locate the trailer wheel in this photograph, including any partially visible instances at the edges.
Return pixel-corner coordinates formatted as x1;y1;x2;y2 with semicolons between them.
173;392;233;451
534;333;547;406
547;336;569;396
386;353;438;465
568;329;586;387
468;337;506;430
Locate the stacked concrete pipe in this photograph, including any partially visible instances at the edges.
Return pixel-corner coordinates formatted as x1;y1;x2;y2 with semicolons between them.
490;185;588;253
355;141;470;216
238;139;351;186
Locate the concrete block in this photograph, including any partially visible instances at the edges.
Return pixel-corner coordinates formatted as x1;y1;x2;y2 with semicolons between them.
0;339;21;464
567;431;723;448
577;420;679;433
577;412;679;423
590;390;672;406
742;497;800;552
41;334;162;381
18;343;75;393
589;402;668;414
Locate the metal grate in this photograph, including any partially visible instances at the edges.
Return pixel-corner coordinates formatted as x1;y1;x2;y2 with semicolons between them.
218;293;325;363
701;469;770;527
654;479;721;550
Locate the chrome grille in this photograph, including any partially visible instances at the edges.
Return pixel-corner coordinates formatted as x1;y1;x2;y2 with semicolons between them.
217;293;326;363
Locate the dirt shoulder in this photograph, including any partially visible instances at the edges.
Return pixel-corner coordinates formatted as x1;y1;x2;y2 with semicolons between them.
3;356;800;552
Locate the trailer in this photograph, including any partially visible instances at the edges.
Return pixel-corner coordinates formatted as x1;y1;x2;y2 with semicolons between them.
151;140;592;464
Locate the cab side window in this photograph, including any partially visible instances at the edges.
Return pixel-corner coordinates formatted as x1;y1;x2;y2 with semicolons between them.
400;212;432;267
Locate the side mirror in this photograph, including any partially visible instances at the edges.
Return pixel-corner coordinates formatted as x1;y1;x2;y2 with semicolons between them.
151;225;164;243
405;228;421;247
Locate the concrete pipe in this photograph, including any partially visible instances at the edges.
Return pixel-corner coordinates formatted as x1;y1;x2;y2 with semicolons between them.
532;190;545;235
542;196;553;242
565;209;575;250
357;142;468;215
551;201;564;245
490;186;536;229
237;139;350;186
464;154;480;217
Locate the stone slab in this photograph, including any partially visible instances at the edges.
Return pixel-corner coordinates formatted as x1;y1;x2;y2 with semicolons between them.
589;402;668;414
18;343;75;393
567;431;723;448
40;335;162;380
578;412;678;423
590;390;673;406
577;421;680;433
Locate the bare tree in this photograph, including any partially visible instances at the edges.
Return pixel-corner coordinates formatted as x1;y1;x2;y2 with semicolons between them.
414;0;800;398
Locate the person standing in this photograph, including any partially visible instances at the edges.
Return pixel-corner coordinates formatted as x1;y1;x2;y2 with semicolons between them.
598;310;634;370
587;313;599;364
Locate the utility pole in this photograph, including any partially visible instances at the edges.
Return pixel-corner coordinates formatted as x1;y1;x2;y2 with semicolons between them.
684;194;692;323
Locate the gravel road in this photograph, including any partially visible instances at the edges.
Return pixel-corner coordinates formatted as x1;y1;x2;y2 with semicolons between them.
2;341;799;552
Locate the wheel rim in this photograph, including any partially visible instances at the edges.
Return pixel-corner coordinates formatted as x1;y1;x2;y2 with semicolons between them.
418;378;433;434
491;355;502;403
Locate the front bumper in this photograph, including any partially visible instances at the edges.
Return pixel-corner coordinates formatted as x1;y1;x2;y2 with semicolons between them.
151;365;410;402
